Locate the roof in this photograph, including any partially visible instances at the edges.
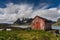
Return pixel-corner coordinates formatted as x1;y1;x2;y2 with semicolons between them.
52;26;60;30
33;16;53;23
33;16;46;20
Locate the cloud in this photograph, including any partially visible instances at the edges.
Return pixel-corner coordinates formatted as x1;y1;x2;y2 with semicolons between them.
30;9;60;21
0;3;33;24
0;3;60;24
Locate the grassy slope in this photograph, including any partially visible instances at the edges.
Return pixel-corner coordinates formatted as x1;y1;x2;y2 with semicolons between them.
0;30;60;40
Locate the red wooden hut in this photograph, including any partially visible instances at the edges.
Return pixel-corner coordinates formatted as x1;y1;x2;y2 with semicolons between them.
31;16;53;30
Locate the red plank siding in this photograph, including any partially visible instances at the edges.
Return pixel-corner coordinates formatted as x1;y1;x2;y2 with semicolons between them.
31;16;45;30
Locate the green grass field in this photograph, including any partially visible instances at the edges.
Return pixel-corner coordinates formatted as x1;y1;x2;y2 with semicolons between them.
0;30;60;40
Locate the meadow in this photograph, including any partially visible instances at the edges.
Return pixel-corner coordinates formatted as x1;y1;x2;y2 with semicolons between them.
0;30;60;40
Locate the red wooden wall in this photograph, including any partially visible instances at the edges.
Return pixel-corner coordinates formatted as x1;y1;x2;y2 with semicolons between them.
31;16;45;30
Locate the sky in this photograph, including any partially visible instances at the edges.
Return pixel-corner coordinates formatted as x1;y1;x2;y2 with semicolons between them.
0;0;60;24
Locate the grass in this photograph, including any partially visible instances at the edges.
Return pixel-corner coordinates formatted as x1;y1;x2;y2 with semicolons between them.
0;30;60;40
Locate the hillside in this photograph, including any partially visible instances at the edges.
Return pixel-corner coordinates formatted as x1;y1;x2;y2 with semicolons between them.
52;18;60;26
53;23;60;26
0;30;60;40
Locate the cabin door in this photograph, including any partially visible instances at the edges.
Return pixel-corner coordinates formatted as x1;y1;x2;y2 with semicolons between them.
36;22;40;30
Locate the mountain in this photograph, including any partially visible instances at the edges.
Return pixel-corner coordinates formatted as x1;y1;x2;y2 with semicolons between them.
14;18;33;25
